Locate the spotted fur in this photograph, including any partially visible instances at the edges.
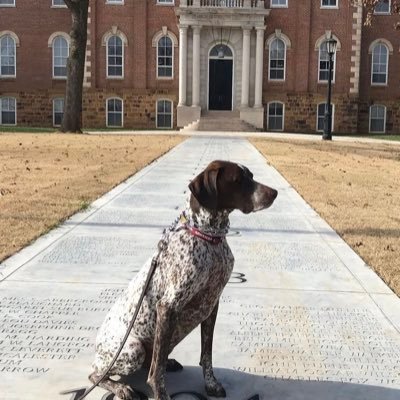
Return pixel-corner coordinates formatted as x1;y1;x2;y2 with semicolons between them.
90;161;278;400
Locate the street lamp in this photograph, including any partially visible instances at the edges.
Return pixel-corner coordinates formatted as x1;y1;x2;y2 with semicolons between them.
323;38;337;141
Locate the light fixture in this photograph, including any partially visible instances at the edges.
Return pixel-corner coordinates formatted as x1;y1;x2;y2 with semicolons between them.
326;38;337;57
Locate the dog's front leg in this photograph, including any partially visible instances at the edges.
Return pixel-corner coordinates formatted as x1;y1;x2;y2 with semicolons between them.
147;300;176;400
200;301;226;397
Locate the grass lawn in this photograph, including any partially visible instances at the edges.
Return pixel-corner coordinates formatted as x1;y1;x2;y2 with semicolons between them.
251;138;400;297
0;133;183;262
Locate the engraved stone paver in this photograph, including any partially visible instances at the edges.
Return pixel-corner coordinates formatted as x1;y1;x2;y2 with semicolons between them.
0;136;399;400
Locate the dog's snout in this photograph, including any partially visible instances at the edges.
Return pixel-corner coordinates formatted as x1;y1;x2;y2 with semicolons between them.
271;189;278;200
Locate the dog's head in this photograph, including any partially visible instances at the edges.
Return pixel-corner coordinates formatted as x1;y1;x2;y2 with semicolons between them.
189;160;278;214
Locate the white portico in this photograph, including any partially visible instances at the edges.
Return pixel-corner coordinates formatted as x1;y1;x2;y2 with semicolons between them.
176;0;270;129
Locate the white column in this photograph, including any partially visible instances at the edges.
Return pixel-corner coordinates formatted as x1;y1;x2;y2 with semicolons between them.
241;28;251;108
178;25;188;106
192;25;201;107
254;27;265;109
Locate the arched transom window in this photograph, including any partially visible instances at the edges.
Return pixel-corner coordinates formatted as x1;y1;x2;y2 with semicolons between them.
157;36;173;78
0;34;16;77
269;38;286;80
371;43;389;85
52;36;69;78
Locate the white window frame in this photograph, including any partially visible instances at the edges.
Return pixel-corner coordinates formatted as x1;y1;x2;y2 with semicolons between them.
318;41;336;83
52;35;69;79
106;97;124;128
369;105;387;133
157;0;175;5
0;34;16;78
0;0;15;7
157;35;174;80
321;0;338;9
106;35;124;79
316;103;335;132
267;101;285;131
0;97;17;126
371;43;389;86
51;0;67;8
374;0;391;14
270;0;288;8
105;0;124;4
268;38;286;81
156;99;173;129
53;97;64;127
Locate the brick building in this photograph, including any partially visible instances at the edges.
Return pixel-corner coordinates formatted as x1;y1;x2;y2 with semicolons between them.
0;0;398;133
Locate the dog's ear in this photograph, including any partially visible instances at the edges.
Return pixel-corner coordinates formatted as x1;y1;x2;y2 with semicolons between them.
189;168;220;211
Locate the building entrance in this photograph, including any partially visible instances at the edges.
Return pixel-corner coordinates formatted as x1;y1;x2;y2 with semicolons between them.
208;44;233;110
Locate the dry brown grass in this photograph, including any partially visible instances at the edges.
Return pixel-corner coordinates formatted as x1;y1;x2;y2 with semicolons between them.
251;138;400;296
0;133;183;262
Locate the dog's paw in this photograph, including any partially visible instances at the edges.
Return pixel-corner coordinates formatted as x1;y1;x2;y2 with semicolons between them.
166;358;183;372
206;382;226;398
116;385;140;400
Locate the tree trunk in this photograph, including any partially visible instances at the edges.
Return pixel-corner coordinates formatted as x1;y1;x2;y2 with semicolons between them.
61;0;89;133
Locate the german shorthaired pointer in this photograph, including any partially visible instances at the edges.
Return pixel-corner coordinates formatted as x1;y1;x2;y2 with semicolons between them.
90;160;278;400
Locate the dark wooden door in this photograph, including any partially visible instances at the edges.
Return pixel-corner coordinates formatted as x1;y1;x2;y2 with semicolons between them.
208;59;233;110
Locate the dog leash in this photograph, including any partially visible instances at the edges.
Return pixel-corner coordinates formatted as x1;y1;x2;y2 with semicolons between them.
75;211;226;400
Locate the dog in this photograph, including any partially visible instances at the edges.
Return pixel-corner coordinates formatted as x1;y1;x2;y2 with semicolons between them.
89;160;278;400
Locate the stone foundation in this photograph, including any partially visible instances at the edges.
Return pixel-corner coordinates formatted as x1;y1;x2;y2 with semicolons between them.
263;93;360;134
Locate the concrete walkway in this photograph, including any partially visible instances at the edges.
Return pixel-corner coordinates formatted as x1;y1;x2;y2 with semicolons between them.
0;136;399;400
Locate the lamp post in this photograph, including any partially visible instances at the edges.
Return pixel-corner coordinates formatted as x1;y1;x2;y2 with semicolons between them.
323;39;337;141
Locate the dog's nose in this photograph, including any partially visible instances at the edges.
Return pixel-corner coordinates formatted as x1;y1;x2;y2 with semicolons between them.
272;189;278;200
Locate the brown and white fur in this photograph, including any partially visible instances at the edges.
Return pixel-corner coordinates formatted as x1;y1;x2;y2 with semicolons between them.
90;160;278;400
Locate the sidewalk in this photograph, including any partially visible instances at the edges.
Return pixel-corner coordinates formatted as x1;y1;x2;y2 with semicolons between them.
0;136;399;400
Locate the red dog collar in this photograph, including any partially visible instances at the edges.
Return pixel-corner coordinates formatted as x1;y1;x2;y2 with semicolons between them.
185;225;225;245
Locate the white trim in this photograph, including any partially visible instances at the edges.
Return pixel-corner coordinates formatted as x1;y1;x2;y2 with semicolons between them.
374;0;391;14
207;42;235;111
51;35;70;79
268;37;286;82
0;33;17;78
101;27;128;47
52;97;64;127
320;0;338;9
105;0;124;4
315;32;342;51
369;104;387;133
106;97;124;128
48;31;71;47
266;29;292;49
156;0;175;5
0;30;20;46
106;35;124;79
156;99;174;129
156;35;174;80
316;102;335;132
368;38;393;54
370;42;389;86
51;0;67;8
270;0;288;8
267;101;285;131
0;96;17;126
0;0;15;7
318;41;336;84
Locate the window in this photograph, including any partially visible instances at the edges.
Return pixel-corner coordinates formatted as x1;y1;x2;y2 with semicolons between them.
318;40;336;82
107;35;123;78
269;38;285;80
317;103;334;132
106;98;123;127
0;97;16;125
321;0;337;7
157;0;174;4
0;34;16;77
0;0;15;6
156;100;173;129
374;0;390;13
106;0;124;4
157;36;173;78
52;36;69;78
267;102;284;131
53;98;64;126
270;0;287;7
52;0;66;7
371;43;388;85
369;105;386;133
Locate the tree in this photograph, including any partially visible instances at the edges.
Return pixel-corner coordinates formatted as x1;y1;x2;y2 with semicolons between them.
61;0;89;133
356;0;400;27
